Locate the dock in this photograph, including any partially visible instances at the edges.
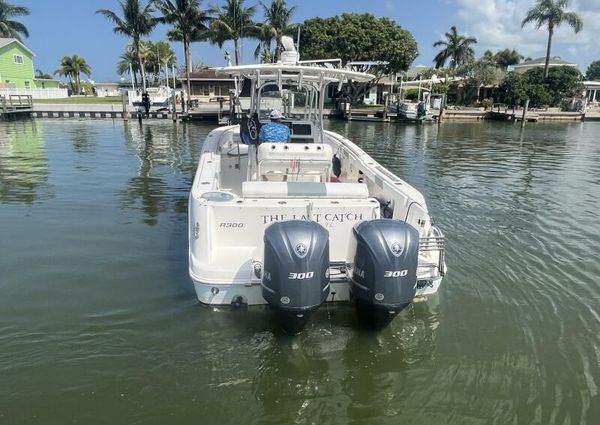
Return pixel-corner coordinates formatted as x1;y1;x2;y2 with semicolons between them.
19;98;597;123
584;109;600;121
1;95;33;119
487;104;539;122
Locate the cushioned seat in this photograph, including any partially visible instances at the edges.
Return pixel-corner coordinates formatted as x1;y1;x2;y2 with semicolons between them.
257;143;333;182
242;181;369;199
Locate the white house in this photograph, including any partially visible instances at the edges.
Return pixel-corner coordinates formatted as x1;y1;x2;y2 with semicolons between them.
510;56;579;74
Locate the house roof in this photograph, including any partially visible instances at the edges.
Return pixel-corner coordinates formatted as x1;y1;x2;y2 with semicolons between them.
180;68;235;81
405;65;431;79
514;56;577;67
95;81;121;86
0;38;35;57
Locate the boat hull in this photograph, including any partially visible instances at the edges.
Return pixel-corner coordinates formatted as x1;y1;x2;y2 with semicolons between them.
190;275;442;307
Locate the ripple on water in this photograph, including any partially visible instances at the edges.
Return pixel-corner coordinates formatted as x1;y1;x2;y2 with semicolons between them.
1;120;600;423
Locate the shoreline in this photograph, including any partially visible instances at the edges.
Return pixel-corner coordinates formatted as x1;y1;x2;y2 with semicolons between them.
2;102;597;122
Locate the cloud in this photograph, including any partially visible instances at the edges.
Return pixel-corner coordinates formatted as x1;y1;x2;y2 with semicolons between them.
452;0;600;68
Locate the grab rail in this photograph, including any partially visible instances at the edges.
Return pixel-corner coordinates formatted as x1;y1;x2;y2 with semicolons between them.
419;225;446;276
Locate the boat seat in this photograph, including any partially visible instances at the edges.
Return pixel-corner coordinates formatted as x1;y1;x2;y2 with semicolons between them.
257;143;333;182
257;142;332;162
242;181;369;199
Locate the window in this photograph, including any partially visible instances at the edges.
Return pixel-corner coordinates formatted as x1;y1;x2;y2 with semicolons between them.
24;81;30;88
193;84;209;96
13;55;23;64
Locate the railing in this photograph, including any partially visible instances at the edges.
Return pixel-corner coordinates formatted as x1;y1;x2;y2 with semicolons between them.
0;88;68;99
1;94;33;113
419;225;446;277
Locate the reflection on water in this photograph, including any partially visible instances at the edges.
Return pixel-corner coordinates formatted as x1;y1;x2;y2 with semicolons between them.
0;120;50;203
121;124;167;226
68;124;98;154
120;122;203;225
1;119;600;424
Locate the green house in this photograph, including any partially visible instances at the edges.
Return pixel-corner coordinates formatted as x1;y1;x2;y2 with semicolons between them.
0;38;59;89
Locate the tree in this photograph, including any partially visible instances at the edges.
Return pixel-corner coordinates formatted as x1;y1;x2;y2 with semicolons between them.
97;0;157;91
500;66;581;107
157;0;210;104
521;0;583;78
454;54;502;105
54;55;91;95
300;14;418;109
533;65;582;103
586;61;600;81
117;45;140;87
482;50;494;63
260;0;297;61
433;26;477;69
253;23;275;62
0;0;29;40
209;0;257;65
140;40;177;84
494;49;523;70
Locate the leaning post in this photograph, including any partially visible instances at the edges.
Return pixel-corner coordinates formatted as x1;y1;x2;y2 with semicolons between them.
521;98;530;128
172;90;177;122
122;91;129;121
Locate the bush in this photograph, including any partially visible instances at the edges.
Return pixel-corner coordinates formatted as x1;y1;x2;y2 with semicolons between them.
482;98;493;109
403;88;419;101
431;82;449;94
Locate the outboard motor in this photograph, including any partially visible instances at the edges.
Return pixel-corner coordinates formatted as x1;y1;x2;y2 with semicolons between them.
262;220;330;334
347;219;419;328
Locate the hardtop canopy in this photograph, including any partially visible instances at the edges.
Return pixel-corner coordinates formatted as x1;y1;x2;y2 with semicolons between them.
213;64;375;85
214;63;376;144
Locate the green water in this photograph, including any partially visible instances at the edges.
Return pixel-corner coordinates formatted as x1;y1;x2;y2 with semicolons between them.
1;119;599;424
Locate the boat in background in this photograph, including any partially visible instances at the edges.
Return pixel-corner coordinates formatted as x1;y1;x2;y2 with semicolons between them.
131;86;171;110
188;37;446;333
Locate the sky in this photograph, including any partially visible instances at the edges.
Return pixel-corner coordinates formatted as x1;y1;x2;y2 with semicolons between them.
18;0;600;82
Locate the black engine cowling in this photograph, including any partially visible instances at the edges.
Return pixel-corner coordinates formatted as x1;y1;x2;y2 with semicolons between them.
262;220;330;333
348;219;419;328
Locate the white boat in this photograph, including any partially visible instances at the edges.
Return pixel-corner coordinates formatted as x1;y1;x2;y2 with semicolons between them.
188;39;446;332
397;99;433;121
131;86;171;110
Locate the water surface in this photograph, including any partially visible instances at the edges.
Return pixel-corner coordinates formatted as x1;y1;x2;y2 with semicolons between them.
1;118;599;424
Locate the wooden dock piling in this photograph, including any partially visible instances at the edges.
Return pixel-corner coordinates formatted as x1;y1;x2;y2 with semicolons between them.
521;99;530;128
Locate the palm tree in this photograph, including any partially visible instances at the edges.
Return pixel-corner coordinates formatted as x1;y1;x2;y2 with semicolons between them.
35;69;52;79
96;0;157;91
54;56;74;91
54;55;91;95
253;23;274;62
157;0;210;103
521;0;583;78
69;55;91;96
260;0;296;61
141;40;177;84
0;0;30;40
493;49;523;70
209;0;257;65
481;50;495;63
117;45;140;87
433;26;477;69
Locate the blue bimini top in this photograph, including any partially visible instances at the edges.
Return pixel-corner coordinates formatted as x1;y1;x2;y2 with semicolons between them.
258;122;290;143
